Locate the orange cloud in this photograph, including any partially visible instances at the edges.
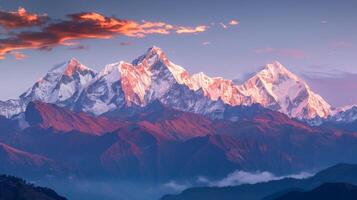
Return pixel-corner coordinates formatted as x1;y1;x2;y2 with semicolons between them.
0;7;48;29
176;25;207;34
0;11;208;59
11;51;27;60
229;20;239;25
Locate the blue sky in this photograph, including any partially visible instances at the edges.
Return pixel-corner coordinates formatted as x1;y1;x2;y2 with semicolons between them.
0;0;356;106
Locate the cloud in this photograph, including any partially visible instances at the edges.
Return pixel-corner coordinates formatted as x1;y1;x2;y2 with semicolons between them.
220;22;228;29
197;170;313;187
253;47;307;59
214;171;276;186
163;181;191;191
229;20;239;26
11;51;27;60
0;10;208;59
163;170;313;193
175;25;207;34
0;7;48;29
219;20;239;29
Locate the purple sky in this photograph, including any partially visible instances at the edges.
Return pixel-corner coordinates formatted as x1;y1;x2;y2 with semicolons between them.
0;0;356;107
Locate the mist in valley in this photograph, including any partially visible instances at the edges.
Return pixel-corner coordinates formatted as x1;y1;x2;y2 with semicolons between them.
26;169;314;200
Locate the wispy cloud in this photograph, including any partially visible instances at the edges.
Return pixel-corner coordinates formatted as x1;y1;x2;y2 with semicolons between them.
198;170;313;187
253;47;308;59
163;170;313;193
220;22;228;29
11;51;27;60
175;25;207;34
0;7;48;29
229;20;239;26
219;19;239;29
0;9;208;59
202;41;211;46
163;181;191;191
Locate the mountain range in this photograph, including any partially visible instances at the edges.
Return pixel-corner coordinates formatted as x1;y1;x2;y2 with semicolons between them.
1;47;357;199
0;46;354;125
1;95;357;180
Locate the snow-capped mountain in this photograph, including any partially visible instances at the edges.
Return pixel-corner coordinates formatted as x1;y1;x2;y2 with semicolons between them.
0;58;97;118
76;46;331;120
21;58;97;105
75;62;127;115
76;46;225;116
0;46;351;122
238;62;331;119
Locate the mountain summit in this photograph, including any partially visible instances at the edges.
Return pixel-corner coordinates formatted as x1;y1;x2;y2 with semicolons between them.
239;61;331;119
0;46;336;121
0;58;97;118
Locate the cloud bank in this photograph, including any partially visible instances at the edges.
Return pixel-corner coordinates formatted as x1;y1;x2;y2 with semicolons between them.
0;8;209;59
0;7;48;29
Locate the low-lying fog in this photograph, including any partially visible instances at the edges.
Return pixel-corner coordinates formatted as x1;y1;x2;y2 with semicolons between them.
31;170;313;200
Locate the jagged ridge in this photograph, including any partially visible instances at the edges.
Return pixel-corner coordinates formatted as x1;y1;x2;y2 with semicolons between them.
0;46;348;122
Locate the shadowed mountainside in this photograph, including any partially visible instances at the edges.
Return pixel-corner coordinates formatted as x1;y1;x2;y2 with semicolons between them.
0;175;67;200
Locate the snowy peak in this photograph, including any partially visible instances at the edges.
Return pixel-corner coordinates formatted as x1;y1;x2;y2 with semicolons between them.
252;61;301;87
64;58;92;76
190;72;214;90
20;58;97;111
73;50;332;120
50;58;95;76
132;46;187;82
99;62;123;83
77;47;190;114
0;46;338;122
256;61;301;84
132;46;166;66
240;61;331;119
